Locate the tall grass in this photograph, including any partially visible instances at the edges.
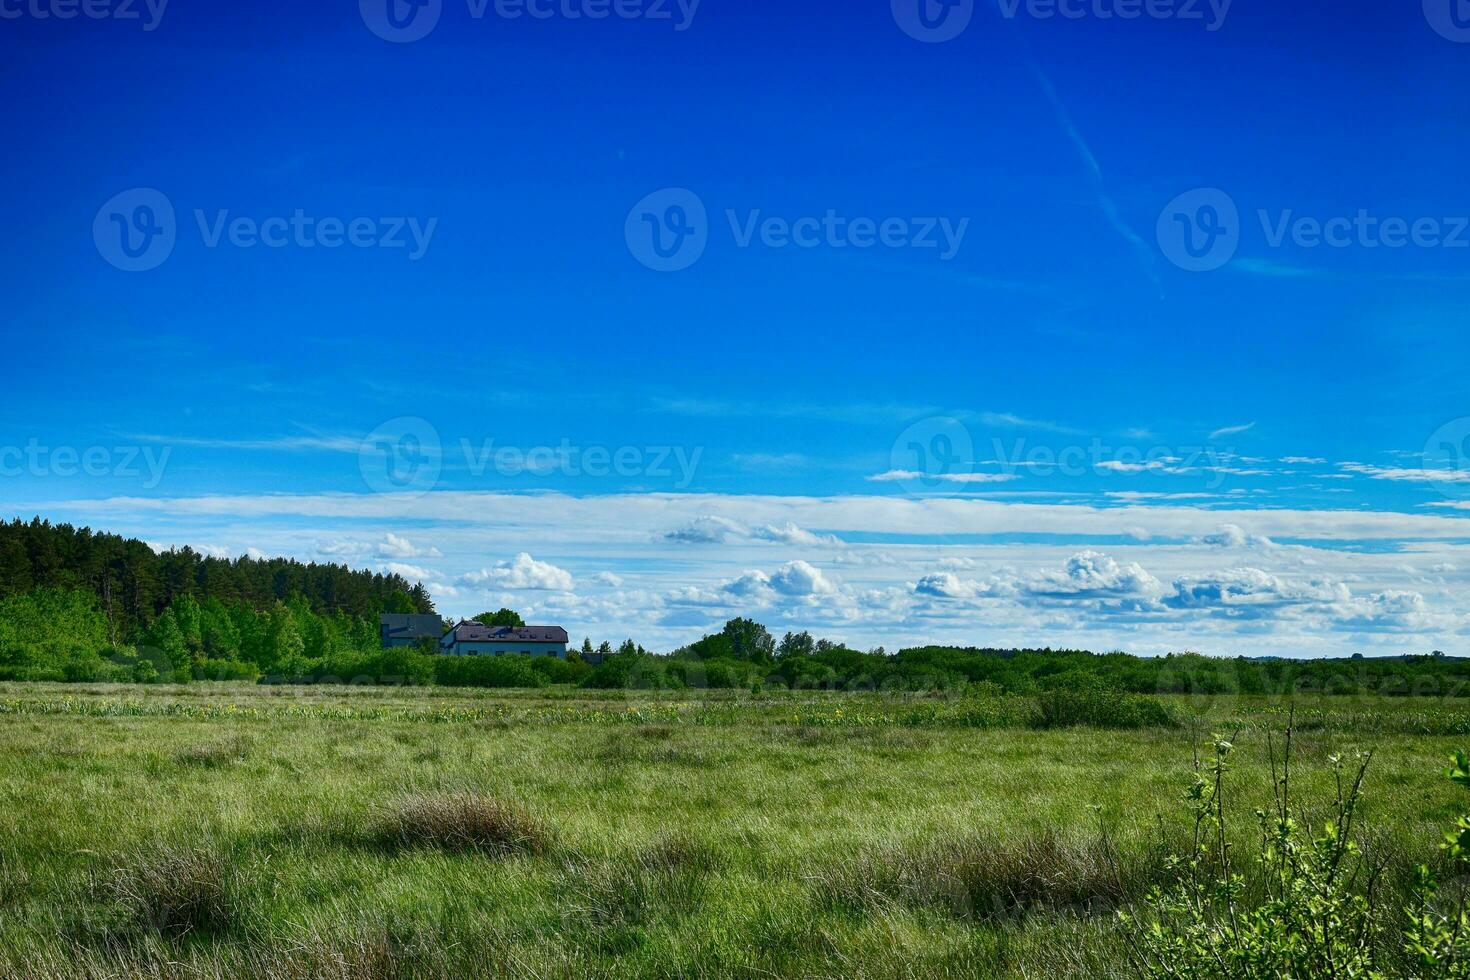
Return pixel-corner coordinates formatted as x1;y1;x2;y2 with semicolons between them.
0;683;1464;978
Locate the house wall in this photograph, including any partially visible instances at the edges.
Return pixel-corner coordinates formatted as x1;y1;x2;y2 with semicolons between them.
442;641;568;658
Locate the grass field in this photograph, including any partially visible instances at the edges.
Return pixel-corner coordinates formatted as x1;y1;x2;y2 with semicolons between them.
1;682;1466;978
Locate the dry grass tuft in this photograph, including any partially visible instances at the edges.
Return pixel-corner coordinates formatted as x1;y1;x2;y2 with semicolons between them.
172;735;252;768
564;833;720;929
371;792;550;856
813;829;1143;921
111;841;239;938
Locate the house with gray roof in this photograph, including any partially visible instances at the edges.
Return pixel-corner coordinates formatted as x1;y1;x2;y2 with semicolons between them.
379;613;447;649
440;621;570;658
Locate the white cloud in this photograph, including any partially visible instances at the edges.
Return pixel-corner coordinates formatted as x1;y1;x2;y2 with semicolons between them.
1166;568;1348;613
663;515;745;544
721;560;837;599
590;571;624;587
320;533;442;561
1341;463;1470;484
380;561;435;582
1208;422;1257;439
1280;456;1327;465
867;470;1018;484
915;572;993;599
768;560;837;596
458;553;573;591
750;522;840;546
665;516;840;547
1024;551;1164;601
377;532;442;559
1200;524;1276;549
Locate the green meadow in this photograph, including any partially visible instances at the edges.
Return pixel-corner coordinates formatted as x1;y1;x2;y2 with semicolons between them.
1;682;1467;978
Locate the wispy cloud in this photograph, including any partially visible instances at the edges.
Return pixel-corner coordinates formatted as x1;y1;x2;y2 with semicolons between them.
1208;421;1256;440
1342;462;1470;484
867;470;1020;484
1230;258;1324;278
968;411;1083;435
130;433;366;454
1030;65;1159;288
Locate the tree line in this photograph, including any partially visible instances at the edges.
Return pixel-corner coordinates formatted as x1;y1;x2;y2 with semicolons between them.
0;518;434;682
0;518;1465;695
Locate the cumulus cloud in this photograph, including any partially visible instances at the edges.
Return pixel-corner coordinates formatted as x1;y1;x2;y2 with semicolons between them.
458;553;573;591
663;516;840;547
1331;590;1434;633
1024;551;1164;601
662;515;745;544
379;561;436;582
376;533;443;559
915;572;993;599
590;571;624;587
721;560;837;599
1199;524;1276;549
1165;568;1349;614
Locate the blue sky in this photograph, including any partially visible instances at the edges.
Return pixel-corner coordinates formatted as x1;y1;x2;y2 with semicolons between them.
3;0;1470;655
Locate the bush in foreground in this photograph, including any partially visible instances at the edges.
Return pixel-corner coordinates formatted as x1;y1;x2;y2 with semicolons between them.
1122;723;1470;978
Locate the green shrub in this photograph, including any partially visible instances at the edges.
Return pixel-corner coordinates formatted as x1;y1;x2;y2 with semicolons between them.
530;655;592;685
1033;689;1178;729
581;653;682;690
1122;723;1470;978
433;654;546;689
